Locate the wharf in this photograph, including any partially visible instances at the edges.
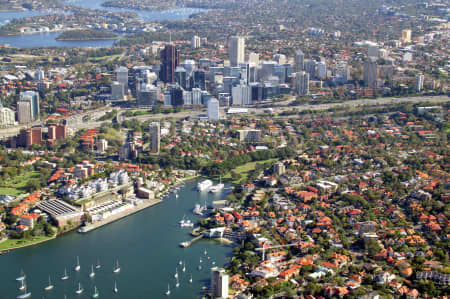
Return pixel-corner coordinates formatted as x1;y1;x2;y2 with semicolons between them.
180;233;204;248
78;198;162;233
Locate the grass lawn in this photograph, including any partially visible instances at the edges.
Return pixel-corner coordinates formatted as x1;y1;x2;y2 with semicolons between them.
0;171;40;196
223;158;279;183
0;235;54;251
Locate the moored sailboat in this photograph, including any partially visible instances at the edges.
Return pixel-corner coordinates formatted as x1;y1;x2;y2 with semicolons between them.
44;276;54;291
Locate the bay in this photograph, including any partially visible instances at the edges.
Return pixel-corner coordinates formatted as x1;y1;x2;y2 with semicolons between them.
0;178;234;299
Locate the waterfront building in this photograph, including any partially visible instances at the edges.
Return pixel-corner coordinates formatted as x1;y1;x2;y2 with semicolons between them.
36;199;83;227
207;98;220;120
0;106;15;127
116;66;129;95
229;36;245;67
149;122;160;154
191;35;201;48
414;73;424;92
160;44;180;83
211;267;229;298
364;57;378;88
295;71;309;95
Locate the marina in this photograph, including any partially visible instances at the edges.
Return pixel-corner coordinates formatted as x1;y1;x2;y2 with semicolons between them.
1;178;233;298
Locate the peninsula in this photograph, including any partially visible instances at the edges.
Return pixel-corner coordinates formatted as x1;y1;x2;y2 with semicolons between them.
56;29;118;41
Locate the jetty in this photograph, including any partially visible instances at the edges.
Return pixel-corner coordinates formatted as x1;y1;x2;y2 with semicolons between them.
179;233;204;248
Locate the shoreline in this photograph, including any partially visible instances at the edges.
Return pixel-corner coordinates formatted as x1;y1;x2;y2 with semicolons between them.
0;174;199;252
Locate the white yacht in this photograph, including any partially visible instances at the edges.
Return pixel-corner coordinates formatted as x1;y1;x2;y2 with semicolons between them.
197;180;213;192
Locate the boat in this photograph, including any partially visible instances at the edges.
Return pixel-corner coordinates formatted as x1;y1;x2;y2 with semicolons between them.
76;282;83;294
202;286;208;290
197;265;202;270
178;260;182;266
182;261;186;272
175;276;180;288
113;260;120;273
16;284;31;299
174;268;178;279
74;256;81;272
197;180;213;192
175;193;179;199
212;261;216;265
199;257;202;263
204;249;207;255
89;265;95;278
16;270;26;281
18;279;25;291
44;276;54;291
209;177;224;193
207;256;210;260
95;259;101;269
92;286;99;298
180;218;194;228
165;284;170;296
61;268;69;280
192;204;204;216
189;274;193;283
113;281;118;293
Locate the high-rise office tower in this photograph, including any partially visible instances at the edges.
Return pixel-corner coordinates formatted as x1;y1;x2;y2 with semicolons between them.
174;66;188;90
111;81;125;100
211;267;229;298
304;59;317;79
295;71;309;95
229;36;245;67
17;101;32;124
336;61;350;82
137;84;159;107
149;122;160;154
232;85;252;106
18;91;39;122
116;66;129;95
414;74;424;92
294;50;304;72
191;35;201;48
160;44;180;83
317;61;327;80
207;98;220;120
364;57;378;88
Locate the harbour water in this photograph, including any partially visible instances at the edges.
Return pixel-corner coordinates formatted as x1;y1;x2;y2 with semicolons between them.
0;179;234;299
0;0;208;48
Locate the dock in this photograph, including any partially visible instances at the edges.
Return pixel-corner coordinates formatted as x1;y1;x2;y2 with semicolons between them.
78;198;162;233
179;234;204;248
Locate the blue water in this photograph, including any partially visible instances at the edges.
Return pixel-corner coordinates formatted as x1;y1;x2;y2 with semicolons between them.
0;0;208;48
0;179;234;299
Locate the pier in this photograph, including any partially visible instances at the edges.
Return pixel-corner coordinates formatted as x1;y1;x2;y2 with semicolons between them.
179;233;204;248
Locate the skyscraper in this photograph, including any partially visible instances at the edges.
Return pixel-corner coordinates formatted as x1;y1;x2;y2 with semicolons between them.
317;61;327;80
229;36;245;67
137;84;159;107
149;122;160;154
294;50;304;72
414;74;424;92
304;59;317;79
232;85;252;106
191;35;201;48
401;29;412;43
207;98;220;120
295;71;309;95
18;91;39;123
111;81;125;101
364;57;378;88
211;267;229;299
160;44;180;83
116;66;129;95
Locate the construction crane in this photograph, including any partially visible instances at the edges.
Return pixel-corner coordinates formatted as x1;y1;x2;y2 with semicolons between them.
255;243;298;261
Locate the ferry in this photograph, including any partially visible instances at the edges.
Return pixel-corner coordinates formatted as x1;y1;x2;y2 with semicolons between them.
197;180;213;192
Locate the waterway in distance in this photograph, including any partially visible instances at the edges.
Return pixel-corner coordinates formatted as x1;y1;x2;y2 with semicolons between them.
0;178;234;299
0;0;208;48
